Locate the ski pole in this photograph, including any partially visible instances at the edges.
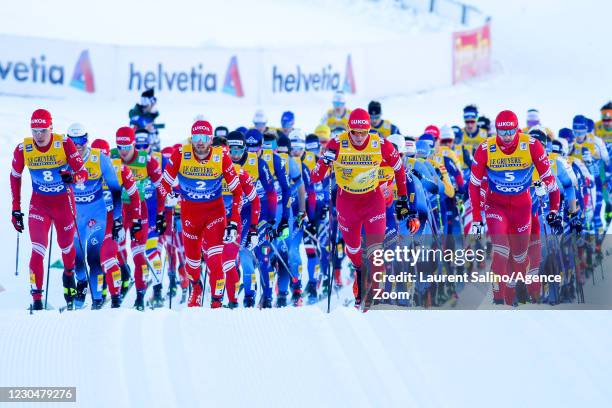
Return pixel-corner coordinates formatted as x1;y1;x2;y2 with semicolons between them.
302;228;322;259
536;190;567;303
327;174;335;314
169;227;176;310
202;263;208;308
67;186;94;303
570;234;585;303
269;241;297;281
44;228;54;310
15;232;20;276
144;252;163;286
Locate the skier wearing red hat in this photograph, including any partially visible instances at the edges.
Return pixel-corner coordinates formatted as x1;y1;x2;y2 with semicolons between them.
10;109;89;310
159;120;243;308
469;110;561;306
311;108;411;308
90;138;142;307
110;126;166;310
424;125;441;141
158;145;188;302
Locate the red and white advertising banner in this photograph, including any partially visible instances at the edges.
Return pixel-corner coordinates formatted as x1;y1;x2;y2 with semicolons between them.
452;21;491;84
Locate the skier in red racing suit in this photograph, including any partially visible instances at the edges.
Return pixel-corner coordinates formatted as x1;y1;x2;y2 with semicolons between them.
469;110;561;306
311;108;412;308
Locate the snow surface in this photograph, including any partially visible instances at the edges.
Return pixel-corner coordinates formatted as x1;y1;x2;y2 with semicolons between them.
1;0;612;407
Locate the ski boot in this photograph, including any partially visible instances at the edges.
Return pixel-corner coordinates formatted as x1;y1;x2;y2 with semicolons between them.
62;270;76;311
111;295;122;308
320;276;330;299
276;291;288;308
134;290;145;311
180;287;188;304
305;281;318;305
91;298;104;310
120;264;132;299
260;297;273;309
243;295;255;308
75;280;88;309
354;296;362;311
211;297;223;309
167;273;177;299
148;284;164;309
31;299;44;311
187;281;203;307
31;289;44;311
291;283;303;306
225;301;239;309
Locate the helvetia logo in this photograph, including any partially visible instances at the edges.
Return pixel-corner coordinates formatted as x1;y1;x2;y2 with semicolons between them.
0;50;95;93
272;54;357;94
223;56;244;97
128;56;244;98
70;50;95;93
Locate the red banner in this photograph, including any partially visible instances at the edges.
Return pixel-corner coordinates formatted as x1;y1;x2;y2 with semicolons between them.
452;21;491;84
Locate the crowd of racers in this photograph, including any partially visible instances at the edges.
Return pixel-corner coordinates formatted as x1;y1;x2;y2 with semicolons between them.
10;88;612;311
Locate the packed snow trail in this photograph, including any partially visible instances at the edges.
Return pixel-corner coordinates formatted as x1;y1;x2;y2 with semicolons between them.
1;308;611;408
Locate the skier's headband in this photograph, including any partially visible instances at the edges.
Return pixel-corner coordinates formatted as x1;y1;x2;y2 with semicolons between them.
227;139;245;148
463;111;478;121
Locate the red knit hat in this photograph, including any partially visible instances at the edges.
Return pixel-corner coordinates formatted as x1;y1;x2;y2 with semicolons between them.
424;125;440;139
31;109;52;129
91;139;111;155
496;110;519;130
348;108;371;131
192;120;213;135
116;126;135;145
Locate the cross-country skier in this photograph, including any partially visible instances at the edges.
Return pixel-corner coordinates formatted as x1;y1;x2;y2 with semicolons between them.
521;109;554;139
227;130;278;307
159;120;243;308
67;124;126;309
461;105;488;153
246;128;292;307
157;145;188;303
277;129;309;305
321;90;352;131
215;134;261;308
111;126;166;310
469;110;561;306
91;138;142;308
129;88;161;151
133;129;166;308
301;133;334;300
368;101;400;138
570;115;609;234
311;108;411;309
314;124;332;153
10;109;88;310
